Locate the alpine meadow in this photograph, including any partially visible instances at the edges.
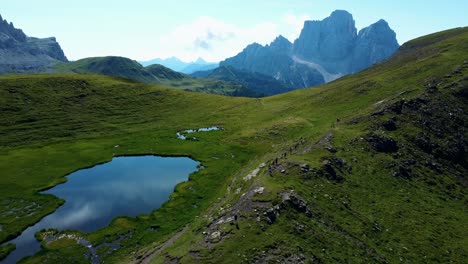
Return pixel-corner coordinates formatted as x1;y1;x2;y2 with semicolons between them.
0;3;467;264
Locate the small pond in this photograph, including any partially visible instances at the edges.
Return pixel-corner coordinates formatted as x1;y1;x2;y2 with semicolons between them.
176;126;221;140
1;155;199;264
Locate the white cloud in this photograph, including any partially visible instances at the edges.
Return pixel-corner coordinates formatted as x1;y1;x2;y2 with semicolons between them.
140;14;312;63
152;16;279;62
282;13;311;41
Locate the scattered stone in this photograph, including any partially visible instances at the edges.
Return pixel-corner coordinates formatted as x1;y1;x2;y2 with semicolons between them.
381;119;397;131
264;205;280;224
244;163;265;181
299;164;310;172
392;165;413;179
281;192;310;215
325;146;337;153
261;192;313;225
388;100;405;114
215;218;225;225
210;231;221;241
372;222;383;232
414;133;437;154
425;85;438;94
294;223;305;233
254;187;265;195
320;159;345;182
366;134;399;153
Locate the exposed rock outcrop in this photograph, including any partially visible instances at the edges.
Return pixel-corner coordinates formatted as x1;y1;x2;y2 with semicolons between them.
352;19;399;72
293;10;398;75
219;10;399;93
365;134;399;153
220;37;325;90
293;10;357;73
0;14;68;74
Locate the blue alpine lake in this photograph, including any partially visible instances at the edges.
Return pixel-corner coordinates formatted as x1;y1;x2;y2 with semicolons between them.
1;155;199;264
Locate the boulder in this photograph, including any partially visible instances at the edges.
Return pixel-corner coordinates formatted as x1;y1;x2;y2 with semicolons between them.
366;134;399;153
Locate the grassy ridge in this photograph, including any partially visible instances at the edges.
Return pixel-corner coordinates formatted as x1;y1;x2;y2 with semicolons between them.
51;57;253;96
140;27;468;263
0;28;466;263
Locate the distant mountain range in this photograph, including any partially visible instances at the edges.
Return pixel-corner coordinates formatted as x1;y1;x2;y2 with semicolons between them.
206;10;399;92
0;14;253;96
0;10;400;97
53;56;253;96
140;57;218;74
0;14;67;74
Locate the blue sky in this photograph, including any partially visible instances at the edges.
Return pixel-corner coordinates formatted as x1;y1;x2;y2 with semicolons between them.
2;0;467;62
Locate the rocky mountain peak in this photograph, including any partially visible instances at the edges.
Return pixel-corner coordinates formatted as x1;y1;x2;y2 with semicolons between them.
329;9;352;17
0;14;68;74
358;19;397;42
321;9;356;37
0;15;27;42
328;10;355;24
212;10;400;93
244;42;263;51
293;10;357;68
271;35;290;45
374;19;389;26
352;19;399;72
268;35;292;54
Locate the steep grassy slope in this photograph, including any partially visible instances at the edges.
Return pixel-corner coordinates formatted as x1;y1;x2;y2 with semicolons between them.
52;57;252;96
142;28;467;264
0;28;466;263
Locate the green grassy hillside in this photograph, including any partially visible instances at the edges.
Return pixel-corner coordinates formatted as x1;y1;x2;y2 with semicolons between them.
52;57;253;96
0;27;466;263
53;56;158;83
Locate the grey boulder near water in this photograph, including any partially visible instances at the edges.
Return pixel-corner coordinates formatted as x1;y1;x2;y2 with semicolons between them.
1;156;199;264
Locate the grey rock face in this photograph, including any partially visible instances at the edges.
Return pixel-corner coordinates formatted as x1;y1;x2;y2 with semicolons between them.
221;36;325;90
352;19;399;72
293;10;357;72
0;14;68;74
268;35;292;55
293;10;399;74
0;14;27;43
26;37;68;61
220;10;399;92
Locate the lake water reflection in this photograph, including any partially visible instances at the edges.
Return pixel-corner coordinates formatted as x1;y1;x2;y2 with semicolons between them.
1;155;199;264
